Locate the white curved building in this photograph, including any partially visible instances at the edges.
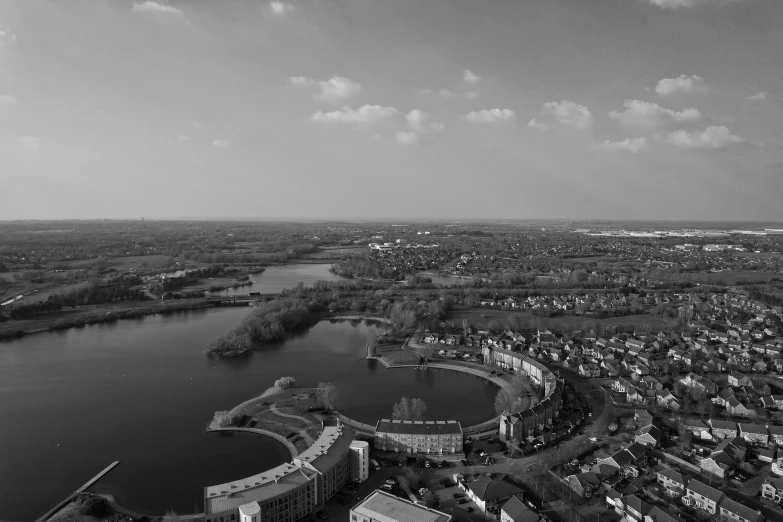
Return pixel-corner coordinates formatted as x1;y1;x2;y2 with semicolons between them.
349;440;369;482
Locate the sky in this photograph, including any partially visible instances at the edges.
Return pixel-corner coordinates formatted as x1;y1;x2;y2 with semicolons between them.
0;0;782;221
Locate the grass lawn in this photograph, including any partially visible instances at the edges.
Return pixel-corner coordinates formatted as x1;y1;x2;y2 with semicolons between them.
446;307;671;331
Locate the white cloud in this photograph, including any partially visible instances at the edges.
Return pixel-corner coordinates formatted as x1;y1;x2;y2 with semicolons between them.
609;99;702;128
639;0;744;9
542;101;593;130
463;70;481;84
396;131;419;145
464;108;515;124
664;125;744;150
464;91;478;100
132;2;183;16
19;136;41;149
212;139;230;148
177;135;190;143
527;119;550;131
597;137;649;153
655;75;709;96
311;105;399;124
0;25;16;48
0;95;17;105
439;89;455;98
191;120;204;130
746;91;768;102
406;110;444;133
269;1;293;15
289;76;362;101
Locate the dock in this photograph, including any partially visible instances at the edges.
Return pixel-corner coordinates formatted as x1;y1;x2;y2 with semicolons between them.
37;461;120;522
76;461;120;492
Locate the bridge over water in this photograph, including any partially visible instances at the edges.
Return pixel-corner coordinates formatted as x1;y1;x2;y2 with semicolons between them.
204;293;280;306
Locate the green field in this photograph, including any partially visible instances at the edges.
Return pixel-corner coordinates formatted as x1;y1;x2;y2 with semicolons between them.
681;270;781;284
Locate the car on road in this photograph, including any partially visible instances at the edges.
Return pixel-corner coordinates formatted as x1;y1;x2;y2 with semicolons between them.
425;460;431;468
381;484;393;491
316;510;328;520
467;507;474;512
458;498;469;504
453;492;464;498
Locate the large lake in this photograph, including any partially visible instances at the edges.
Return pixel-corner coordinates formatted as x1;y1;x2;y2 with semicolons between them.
0;265;497;520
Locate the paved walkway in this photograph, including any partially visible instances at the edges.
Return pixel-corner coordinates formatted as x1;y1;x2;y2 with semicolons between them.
207;426;299;457
269;404;315;445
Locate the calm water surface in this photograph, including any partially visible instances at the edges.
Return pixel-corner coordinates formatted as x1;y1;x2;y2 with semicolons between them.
209;263;348;295
0;310;496;520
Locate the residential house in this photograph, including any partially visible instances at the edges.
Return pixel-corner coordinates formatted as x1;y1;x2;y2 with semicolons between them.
738;423;769;445
644;506;685;522
636;423;661;447
685;479;723;515
682;419;712;440
709;419;739;440
500;495;539;522
578;363;601;378
761;476;783;504
615;494;651;522
566;472;601;498
717;496;765;522
768;425;783;445
726;397;755;417
462;476;525;514
656;468;688;497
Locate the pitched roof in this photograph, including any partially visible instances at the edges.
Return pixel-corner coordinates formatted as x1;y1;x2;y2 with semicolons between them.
351;490;451;522
500;495;539;522
687;479;723;503
719;496;765;522
466;477;525;501
657;468;686;486
645;506;684;522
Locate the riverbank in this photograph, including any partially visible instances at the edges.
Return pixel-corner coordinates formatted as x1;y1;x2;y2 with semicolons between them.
0;299;213;341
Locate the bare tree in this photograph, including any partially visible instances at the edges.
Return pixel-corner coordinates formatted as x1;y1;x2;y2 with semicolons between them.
392;397;427;421
316;382;338;411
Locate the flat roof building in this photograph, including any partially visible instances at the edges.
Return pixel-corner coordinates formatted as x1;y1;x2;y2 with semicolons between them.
351;489;451;522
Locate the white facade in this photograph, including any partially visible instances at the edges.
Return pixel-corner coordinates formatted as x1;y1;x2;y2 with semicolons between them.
350;440;369;482
238;502;260;522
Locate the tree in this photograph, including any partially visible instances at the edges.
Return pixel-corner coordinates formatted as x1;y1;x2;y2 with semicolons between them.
213;410;233;428
422;491;438;509
397;466;419;490
392;397;427;421
494;389;521;415
366;330;378;357
275;376;296;389
316;382;338;411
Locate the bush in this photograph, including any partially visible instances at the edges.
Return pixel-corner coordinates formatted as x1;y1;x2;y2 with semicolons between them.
275;376;296;389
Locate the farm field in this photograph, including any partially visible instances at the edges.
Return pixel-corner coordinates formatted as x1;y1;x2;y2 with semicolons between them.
446;306;671;331
682;270;781;284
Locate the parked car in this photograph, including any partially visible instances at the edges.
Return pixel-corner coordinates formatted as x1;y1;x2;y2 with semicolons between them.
458;498;469;504
453;492;464;498
316;511;328;520
467;507;474;512
425;461;431;468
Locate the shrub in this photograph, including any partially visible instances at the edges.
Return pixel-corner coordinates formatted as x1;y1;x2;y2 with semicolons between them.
275;376;296;389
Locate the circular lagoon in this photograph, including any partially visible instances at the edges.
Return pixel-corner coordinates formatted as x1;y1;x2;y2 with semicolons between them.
0;310;497;520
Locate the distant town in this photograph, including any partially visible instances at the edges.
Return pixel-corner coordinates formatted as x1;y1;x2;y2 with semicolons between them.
3;220;783;522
